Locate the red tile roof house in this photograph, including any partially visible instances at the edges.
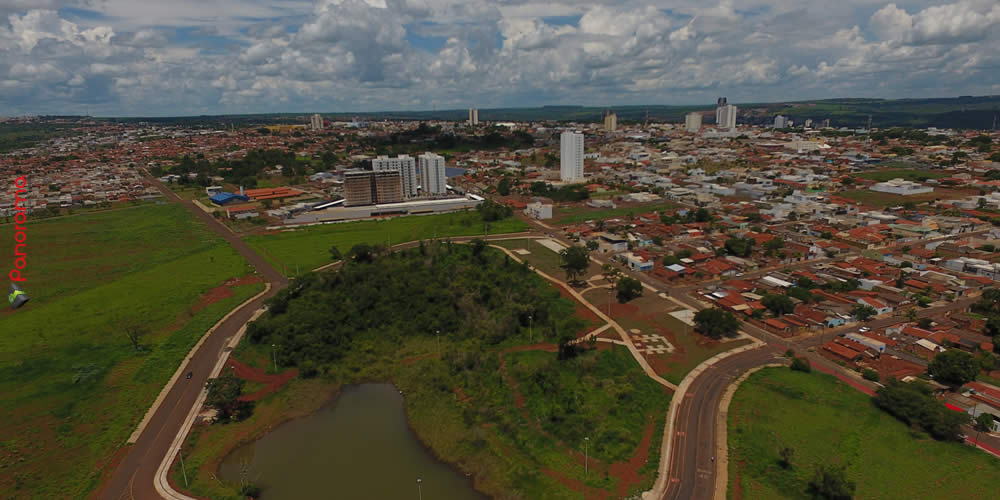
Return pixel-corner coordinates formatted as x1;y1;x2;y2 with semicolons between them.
764;318;792;335
856;296;892;316
823;341;863;362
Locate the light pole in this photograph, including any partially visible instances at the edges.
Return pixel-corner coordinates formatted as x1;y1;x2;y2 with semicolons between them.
529;314;533;343
436;330;441;353
584;436;590;477
271;344;277;373
416;477;423;500
179;446;188;487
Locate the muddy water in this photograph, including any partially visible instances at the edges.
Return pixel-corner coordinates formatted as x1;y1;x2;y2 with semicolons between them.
218;383;487;499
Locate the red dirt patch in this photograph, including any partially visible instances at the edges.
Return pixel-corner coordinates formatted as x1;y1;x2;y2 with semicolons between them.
607;416;657;498
226;357;298;402
191;275;263;312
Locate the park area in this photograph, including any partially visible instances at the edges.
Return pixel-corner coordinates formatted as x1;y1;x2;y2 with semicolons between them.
0;204;263;498
727;367;1000;500
551;201;677;225
245;210;529;275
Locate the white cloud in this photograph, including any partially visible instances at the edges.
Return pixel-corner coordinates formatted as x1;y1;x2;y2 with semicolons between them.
0;0;997;115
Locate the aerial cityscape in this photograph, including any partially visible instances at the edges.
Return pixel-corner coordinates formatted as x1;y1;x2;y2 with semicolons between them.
2;1;1000;500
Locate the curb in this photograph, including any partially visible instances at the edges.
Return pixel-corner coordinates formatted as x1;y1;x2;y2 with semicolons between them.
713;363;786;500
154;304;270;500
642;334;765;500
127;283;272;444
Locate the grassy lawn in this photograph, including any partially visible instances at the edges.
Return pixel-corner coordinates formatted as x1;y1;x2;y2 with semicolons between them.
491;238;597;279
0;204;261;498
728;367;1000;500
553;202;677;225
245;211;529;275
855;169;949;182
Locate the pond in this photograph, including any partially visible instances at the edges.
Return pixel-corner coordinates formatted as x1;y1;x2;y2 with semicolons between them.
219;383;488;499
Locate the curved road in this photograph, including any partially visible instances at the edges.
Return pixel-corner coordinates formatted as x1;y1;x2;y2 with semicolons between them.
660;345;784;500
97;177;288;500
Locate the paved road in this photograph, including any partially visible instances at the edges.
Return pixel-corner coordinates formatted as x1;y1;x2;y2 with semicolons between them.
662;346;785;500
96;176;288;500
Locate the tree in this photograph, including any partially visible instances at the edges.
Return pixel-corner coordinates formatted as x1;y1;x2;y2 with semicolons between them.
807;464;856;500
693;308;740;339
917;317;933;329
724;237;754;257
763;294;795;316
205;371;253;421
617;277;643;303
974;412;995;439
791;357;811;373
927;349;978;387
560;246;590;285
586;239;599;251
497;176;512;196
695;208;711;222
329;246;342;261
118;317;148;352
840;177;854;187
862;369;880;382
778;446;795;469
873;379;968;441
851;304;877;322
348;243;374;263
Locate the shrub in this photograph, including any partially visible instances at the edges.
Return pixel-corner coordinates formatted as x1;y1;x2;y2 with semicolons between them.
862;369;879;382
790;357;812;373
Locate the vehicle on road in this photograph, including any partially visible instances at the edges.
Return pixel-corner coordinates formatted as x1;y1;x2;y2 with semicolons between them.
859;327;871;333
186;371;193;379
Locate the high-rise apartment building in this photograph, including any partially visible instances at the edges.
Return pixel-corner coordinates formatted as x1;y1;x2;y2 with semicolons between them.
468;108;479;126
372;154;418;198
603;110;617;132
684;112;702;132
418;152;447;195
773;115;788;129
310;114;324;131
560;131;584;182
715;99;737;129
343;169;404;206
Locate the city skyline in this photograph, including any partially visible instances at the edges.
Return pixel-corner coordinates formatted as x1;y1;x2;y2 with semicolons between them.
1;1;998;116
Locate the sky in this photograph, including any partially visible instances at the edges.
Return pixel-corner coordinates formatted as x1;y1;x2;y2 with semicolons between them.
0;0;998;116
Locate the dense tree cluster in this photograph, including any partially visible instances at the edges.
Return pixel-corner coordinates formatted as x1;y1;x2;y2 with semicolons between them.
477;199;513;222
693;308;741;339
872;380;969;441
926;349;979;387
616;277;643;303
529;182;590;202
246;242;584;370
171;148;311;187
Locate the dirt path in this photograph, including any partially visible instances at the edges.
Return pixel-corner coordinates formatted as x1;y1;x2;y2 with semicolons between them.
225;357;298;402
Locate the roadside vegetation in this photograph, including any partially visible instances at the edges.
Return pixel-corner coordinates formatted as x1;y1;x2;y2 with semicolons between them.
177;243;669;499
0;204;261;497
244;208;528;275
728;367;1000;500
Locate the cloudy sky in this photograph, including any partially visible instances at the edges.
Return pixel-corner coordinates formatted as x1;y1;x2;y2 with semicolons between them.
1;0;998;116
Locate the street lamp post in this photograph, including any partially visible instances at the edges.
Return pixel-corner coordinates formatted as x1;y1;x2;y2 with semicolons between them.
271;344;277;373
436;330;441;353
529;315;533;343
416;478;423;500
584;436;590;476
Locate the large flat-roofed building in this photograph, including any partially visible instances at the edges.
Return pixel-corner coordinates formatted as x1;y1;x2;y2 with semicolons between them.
344;169;375;206
418;152;447;195
344;169;405;206
372;154;418;198
870;178;934;196
373;170;404;204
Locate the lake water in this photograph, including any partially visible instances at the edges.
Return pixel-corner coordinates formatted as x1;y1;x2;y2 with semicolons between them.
446;167;467;178
218;383;487;499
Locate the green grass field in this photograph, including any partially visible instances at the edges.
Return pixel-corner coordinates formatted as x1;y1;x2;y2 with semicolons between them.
838;187;972;208
728;367;1000;500
553;202;677;225
0;204;262;498
856;169;950;182
245;211;529;275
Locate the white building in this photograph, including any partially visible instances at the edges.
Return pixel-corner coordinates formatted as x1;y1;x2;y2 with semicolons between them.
310;114;324;131
468;108;479;126
418;152;447;195
372;154;418;198
716;104;738;129
870;178;934;196
560;131;584;182
773;115;788;128
525;200;553;220
684;112;702;132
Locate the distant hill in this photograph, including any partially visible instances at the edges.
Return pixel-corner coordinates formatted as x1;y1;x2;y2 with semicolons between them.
87;95;1000;130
